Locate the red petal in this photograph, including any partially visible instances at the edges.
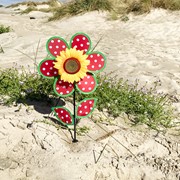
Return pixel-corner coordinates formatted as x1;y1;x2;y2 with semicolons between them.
46;37;68;58
38;59;58;78
87;52;106;72
76;98;97;118
76;73;97;94
53;107;73;125
70;33;91;54
54;78;74;97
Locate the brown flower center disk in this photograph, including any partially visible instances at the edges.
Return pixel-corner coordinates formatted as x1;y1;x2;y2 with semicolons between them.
64;58;81;74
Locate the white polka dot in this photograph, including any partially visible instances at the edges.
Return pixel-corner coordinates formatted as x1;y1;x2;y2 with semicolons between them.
56;46;59;49
54;71;57;74
97;54;100;57
82;37;86;40
90;107;93;110
79;104;82;107
54;51;57;54
94;59;97;63
76;38;80;41
89;101;92;104
78;82;81;85
61;110;63;113
63;86;66;89
49;46;52;49
85;49;87;52
56;112;58;115
84;100;87;102
87;76;90;79
66;91;70;94
98;64;102;68
42;68;46;71
88;87;92;91
72;40;73;43
60;92;63;95
45;62;48;65
82;88;85;91
84;106;87;109
61;116;64;119
51;40;54;43
66;121;69;123
59;80;62;84
79;110;82;114
101;59;104;61
85;112;88;115
80;44;83;47
74;45;77;49
91;81;94;85
58;40;61;43
62;45;66;48
47;72;50;75
56;87;59;90
90;55;93;58
92;65;95;69
85;82;88;85
50;67;53;70
69;84;72;87
87;42;90;45
66;115;68;117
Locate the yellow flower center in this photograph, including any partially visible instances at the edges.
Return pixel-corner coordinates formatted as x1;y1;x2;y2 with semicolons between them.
53;48;90;83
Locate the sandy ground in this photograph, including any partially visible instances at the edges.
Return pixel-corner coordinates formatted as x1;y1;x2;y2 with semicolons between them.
0;5;180;180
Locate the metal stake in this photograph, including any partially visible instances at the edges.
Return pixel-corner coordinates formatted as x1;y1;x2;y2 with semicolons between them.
72;86;78;143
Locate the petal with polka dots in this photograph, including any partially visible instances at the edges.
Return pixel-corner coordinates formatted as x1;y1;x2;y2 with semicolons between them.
76;73;97;94
53;78;75;97
87;52;106;73
46;36;69;58
38;59;58;78
52;107;74;125
76;98;97;118
70;33;91;54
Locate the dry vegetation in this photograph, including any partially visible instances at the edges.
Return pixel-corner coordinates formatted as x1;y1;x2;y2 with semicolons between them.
6;0;180;20
111;0;180;15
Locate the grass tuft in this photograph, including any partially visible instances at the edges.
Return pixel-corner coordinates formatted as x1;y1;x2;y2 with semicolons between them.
0;25;11;34
21;6;37;14
111;0;180;15
48;0;113;21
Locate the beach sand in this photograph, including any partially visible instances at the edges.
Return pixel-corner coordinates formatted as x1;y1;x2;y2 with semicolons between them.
0;5;180;180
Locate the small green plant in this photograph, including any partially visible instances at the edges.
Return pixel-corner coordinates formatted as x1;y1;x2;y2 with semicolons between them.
0;45;4;53
0;25;10;34
76;75;174;131
0;67;55;105
77;126;90;135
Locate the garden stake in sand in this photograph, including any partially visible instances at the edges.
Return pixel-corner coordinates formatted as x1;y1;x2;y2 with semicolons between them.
38;32;106;142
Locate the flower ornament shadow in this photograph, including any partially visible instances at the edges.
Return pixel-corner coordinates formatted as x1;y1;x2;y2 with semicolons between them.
38;32;106;141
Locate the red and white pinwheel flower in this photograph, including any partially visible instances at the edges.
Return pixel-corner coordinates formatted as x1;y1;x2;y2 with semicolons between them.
38;32;106;97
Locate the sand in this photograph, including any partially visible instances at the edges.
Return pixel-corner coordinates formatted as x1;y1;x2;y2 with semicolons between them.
0;4;180;180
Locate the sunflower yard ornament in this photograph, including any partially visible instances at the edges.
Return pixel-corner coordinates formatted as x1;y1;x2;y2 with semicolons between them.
38;33;106;142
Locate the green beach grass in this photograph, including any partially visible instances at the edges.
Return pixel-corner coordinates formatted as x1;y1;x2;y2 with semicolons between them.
0;67;174;131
